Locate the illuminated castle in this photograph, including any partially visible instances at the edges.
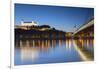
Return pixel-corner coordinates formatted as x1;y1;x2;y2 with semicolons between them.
21;21;38;26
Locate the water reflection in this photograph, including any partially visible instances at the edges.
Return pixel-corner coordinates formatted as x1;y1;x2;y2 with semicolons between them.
74;39;94;60
75;39;94;52
15;39;94;65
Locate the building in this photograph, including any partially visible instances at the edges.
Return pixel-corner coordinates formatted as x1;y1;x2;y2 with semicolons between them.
65;32;73;38
15;21;38;30
21;21;38;26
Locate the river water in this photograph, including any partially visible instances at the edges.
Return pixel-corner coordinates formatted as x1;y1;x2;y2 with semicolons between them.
14;39;94;65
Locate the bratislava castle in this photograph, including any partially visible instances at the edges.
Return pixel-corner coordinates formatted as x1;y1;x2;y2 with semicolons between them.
21;21;38;26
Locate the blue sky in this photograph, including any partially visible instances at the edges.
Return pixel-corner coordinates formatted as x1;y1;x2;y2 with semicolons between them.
15;3;94;32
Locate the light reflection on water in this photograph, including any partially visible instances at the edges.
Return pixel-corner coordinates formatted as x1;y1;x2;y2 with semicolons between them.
15;39;94;65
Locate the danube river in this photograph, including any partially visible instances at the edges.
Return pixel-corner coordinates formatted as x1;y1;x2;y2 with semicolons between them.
14;39;94;65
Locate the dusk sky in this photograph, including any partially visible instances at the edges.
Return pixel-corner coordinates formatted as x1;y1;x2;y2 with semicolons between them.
15;3;94;32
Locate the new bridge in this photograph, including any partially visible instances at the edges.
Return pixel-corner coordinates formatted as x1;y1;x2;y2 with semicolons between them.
73;18;94;39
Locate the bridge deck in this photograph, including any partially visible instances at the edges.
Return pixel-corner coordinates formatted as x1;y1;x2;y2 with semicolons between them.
73;19;94;35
